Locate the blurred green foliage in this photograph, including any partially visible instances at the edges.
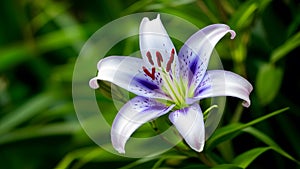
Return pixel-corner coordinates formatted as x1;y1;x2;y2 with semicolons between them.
0;0;299;168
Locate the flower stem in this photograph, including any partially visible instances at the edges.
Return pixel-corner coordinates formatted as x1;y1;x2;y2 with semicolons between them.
230;103;244;123
198;152;217;167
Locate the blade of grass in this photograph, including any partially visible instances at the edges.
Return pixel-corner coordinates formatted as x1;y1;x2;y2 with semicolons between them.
0;122;81;144
232;147;271;168
0;45;32;72
206;107;289;150
270;31;300;63
242;127;300;164
0;93;56;135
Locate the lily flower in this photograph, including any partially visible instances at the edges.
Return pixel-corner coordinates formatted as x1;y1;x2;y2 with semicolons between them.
89;15;252;153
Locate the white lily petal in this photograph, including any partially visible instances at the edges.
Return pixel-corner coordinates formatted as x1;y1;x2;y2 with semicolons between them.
89;56;169;100
111;96;175;153
193;70;253;107
178;24;236;91
168;103;205;152
139;14;179;74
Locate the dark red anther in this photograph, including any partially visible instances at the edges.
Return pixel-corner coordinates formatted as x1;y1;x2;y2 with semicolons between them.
156;51;163;67
166;63;171;72
151;67;155;77
146;51;154;65
171;48;175;54
170;48;175;62
143;66;156;80
166;48;175;72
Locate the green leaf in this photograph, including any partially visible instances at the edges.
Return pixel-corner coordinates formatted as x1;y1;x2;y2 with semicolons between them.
121;0;153;14
230;2;257;29
211;164;242;169
0;45;32;72
232;147;270;168
31;1;70;30
206;123;242;151
0;122;81;144
55;146;130;169
35;25;85;52
181;164;209;169
229;0;271;30
119;156;158;169
70;147;130;169
152;155;187;169
206;107;289;150
255;63;283;105
0;93;56;135
118;154;186;169
270;31;300;63
243;127;300;164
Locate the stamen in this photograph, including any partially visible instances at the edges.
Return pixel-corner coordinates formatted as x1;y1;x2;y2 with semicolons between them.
146;51;154;65
166;48;175;72
151;67;155;77
156;51;163;67
142;66;155;80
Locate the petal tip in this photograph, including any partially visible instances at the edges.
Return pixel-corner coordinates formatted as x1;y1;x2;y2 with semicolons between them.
188;139;204;152
229;30;236;39
111;131;126;154
116;147;125;154
242;100;251;108
141;17;150;23
89;77;99;89
112;141;126;154
194;144;204;152
156;13;160;19
141;14;161;24
139;14;164;34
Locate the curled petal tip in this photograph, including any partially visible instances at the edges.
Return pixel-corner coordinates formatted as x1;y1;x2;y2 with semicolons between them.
89;77;99;89
242;100;251;108
242;81;253;107
229;30;236;39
